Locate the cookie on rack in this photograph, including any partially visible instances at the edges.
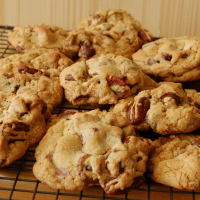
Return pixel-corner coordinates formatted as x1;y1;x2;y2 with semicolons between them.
33;109;152;194
60;54;145;105
0;49;73;78
64;29;136;60
0;92;16;120
132;37;200;82
0;51;64;117
147;134;200;190
0;93;46;167
16;76;63;118
78;9;154;51
110;82;200;134
7;24;71;56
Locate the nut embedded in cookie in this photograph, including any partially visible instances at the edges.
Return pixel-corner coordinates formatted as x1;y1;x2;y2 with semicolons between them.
77;9;154;50
0;93;46;167
110;82;200;134
60;54;145;105
33;109;152;194
64;29;136;60
132;37;200;83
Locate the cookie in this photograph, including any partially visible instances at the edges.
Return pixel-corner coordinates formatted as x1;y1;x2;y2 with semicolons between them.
46;109;81;129
64;29;136;60
132;37;200;82
33;109;152;194
16;76;63;118
0;93;46;167
147;134;200;190
0;49;73;78
78;9;154;51
110;82;200;134
7;24;71;56
0;51;63;117
0;92;16;120
60;54;145;105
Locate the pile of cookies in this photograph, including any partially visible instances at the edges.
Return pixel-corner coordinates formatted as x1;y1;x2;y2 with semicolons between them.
2;9;200;195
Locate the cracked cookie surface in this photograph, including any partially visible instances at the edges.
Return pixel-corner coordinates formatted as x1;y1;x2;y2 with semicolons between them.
0;93;46;167
64;29;136;60
132;37;200;82
33;109;152;194
0;51;64;117
0;49;73;78
7;24;71;56
147;134;200;190
60;54;145;105
110;82;200;134
78;9;154;52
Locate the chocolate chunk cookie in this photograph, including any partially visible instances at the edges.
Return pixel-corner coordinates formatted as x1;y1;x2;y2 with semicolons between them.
0;93;46;167
33;109;152;194
16;76;63;118
78;9;154;51
147;134;200;190
60;54;145;105
111;82;200;134
0;92;16;120
64;29;136;60
0;49;73;78
0;51;64;117
7;24;71;56
132;37;200;82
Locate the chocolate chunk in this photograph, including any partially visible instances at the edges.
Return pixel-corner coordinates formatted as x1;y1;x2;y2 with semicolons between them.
65;74;76;81
162;53;172;61
147;59;154;65
161;92;181;105
181;53;188;59
81;44;95;57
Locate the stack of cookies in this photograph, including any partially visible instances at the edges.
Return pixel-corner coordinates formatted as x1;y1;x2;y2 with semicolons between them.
2;9;200;195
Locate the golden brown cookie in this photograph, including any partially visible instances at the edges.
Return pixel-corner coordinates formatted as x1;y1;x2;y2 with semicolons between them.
147;134;200;190
60;54;145;105
7;24;70;56
111;82;200;134
132;37;200;82
0;93;46;167
78;9;154;51
33;109;152;194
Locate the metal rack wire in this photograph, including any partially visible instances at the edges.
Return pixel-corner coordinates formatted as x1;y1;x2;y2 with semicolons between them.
0;25;199;200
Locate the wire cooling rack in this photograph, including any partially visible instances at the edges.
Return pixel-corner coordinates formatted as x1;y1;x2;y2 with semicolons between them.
0;25;200;200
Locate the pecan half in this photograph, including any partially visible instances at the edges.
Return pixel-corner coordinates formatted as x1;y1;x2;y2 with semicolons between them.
107;76;126;86
127;97;150;125
3;122;30;132
138;29;153;42
18;66;39;74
